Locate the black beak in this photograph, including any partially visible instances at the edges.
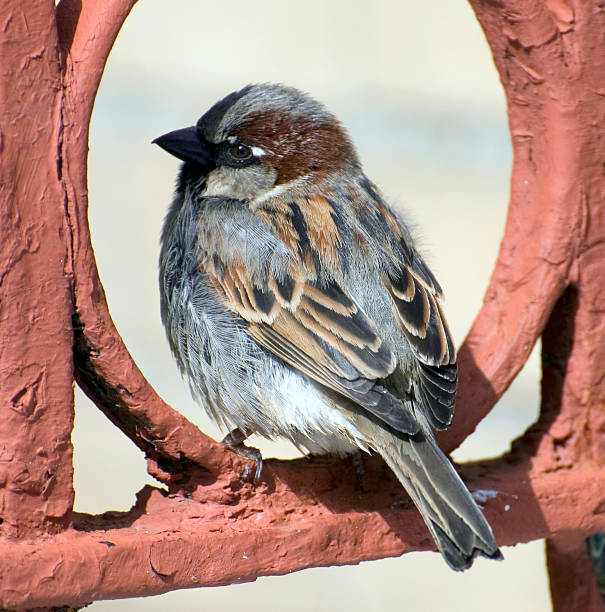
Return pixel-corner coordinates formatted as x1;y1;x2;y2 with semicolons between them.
152;126;214;168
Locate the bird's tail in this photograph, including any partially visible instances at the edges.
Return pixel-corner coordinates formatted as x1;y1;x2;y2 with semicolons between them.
365;425;502;570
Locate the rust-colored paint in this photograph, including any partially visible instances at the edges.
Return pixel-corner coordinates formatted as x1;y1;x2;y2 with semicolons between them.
1;461;605;609
1;0;605;610
547;534;605;611
0;0;75;539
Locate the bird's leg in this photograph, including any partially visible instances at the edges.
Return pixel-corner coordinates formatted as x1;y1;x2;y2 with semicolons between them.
221;427;249;447
351;451;368;492
221;428;263;484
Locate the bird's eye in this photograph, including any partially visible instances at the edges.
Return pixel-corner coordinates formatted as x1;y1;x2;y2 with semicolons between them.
230;143;252;159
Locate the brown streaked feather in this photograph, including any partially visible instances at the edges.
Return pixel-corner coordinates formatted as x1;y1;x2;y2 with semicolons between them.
231;265;281;321
203;254;395;380
302;248;318;279
375;200;406;243
398;276;430;339
255;203;300;255
353;176;454;367
298;297;381;351
384;267;455;367
247;322;345;388
356;177;458;427
269;310;352;379
199;251;423;432
209;264;279;324
352;229;370;256
430;296;452;365
220;270;244;311
232;266;256;309
411;252;444;297
382;261;457;429
250;284;279;318
268;274;305;310
256;197;336;279
300;194;342;270
390;267;416;302
292;307;386;380
303;282;357;316
248;318;420;436
266;279;395;381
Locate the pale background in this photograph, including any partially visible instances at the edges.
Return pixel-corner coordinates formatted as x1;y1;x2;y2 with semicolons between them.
74;0;550;609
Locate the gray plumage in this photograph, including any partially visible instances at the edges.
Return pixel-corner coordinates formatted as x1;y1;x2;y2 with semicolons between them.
156;83;502;570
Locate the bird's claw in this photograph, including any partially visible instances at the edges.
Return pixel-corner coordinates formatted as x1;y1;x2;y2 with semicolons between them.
221;428;263;484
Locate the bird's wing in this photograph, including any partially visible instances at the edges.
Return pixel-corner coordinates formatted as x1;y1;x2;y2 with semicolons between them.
382;262;457;429
202;255;421;435
352;177;458;430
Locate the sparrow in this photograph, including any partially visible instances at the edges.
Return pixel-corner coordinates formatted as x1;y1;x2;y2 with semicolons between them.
154;83;502;570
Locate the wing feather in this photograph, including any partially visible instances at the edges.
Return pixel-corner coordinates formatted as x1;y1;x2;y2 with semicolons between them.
357;179;458;429
247;319;420;434
384;267;455;367
382;264;457;429
200;186;458;435
202;253;424;434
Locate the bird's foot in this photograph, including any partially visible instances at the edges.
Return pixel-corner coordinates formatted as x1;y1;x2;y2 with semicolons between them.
221;428;263;484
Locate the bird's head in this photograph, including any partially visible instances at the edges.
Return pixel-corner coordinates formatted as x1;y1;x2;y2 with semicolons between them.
153;84;359;202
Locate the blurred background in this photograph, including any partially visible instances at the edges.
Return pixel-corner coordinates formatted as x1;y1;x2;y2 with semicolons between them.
74;0;549;609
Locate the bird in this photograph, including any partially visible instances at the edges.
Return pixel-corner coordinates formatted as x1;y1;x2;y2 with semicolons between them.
154;83;502;571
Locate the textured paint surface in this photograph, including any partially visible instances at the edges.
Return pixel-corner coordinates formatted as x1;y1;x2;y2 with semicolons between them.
1;462;605;609
0;1;75;539
1;0;605;610
547;534;605;610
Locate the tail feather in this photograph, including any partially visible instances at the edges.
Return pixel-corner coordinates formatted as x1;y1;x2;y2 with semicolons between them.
366;425;502;571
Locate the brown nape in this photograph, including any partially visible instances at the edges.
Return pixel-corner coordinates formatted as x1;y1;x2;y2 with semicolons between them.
235;110;356;184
